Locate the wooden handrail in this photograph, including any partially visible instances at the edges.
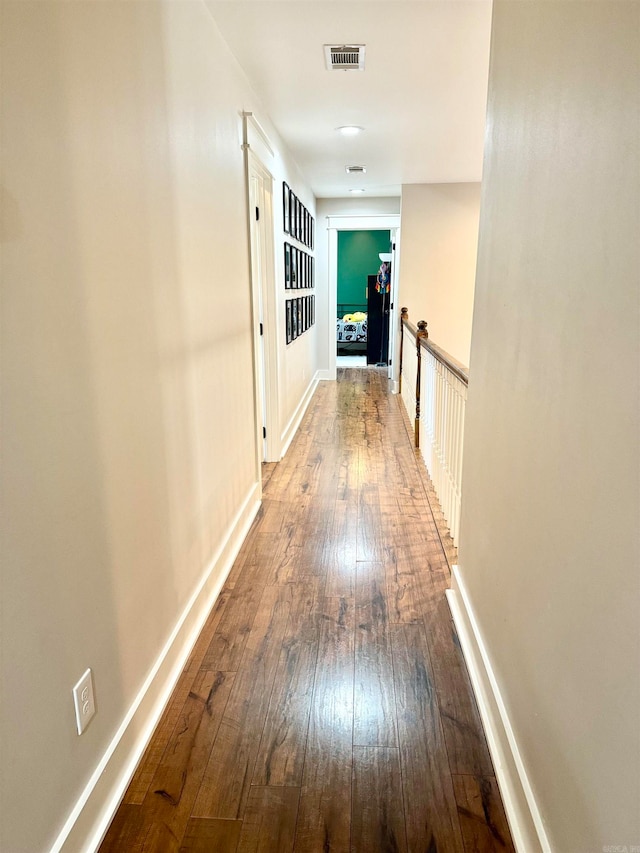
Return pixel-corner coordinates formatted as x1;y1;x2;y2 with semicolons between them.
401;315;418;338
422;337;469;385
401;315;468;386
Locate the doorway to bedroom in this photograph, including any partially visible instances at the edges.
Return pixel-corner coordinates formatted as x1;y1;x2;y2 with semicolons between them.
337;229;392;367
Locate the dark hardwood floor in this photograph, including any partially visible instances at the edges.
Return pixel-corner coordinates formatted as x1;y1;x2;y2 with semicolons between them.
100;368;514;853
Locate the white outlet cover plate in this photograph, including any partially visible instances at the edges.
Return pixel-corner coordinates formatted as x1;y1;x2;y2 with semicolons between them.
72;668;96;735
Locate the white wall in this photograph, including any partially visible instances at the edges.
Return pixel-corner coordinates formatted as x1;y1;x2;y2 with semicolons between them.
399;182;481;366
0;2;316;850
315;197;401;373
458;1;639;850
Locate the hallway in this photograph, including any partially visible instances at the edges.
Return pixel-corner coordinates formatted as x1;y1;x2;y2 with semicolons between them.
100;368;513;852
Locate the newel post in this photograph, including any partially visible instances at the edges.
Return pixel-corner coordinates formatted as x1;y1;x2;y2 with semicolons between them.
415;320;428;448
399;307;408;394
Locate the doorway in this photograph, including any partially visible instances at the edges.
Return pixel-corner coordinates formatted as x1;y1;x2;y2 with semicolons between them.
246;148;280;465
337;230;391;366
326;214;401;385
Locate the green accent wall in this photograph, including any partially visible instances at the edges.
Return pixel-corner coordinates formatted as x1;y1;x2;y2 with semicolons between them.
337;230;391;315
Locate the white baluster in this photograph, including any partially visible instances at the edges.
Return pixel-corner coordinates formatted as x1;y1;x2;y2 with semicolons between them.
397;315;468;547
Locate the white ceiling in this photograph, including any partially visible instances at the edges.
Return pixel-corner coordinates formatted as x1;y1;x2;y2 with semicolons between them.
205;1;492;198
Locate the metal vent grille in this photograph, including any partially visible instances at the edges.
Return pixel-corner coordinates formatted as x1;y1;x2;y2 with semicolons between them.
345;165;367;174
324;45;366;71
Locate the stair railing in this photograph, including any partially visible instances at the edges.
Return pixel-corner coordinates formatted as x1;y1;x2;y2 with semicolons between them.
399;309;469;545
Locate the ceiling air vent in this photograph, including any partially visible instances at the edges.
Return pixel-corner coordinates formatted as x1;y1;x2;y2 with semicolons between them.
324;45;366;72
345;165;367;174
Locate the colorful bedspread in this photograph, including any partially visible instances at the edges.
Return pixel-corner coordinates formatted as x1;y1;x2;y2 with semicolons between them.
336;319;367;342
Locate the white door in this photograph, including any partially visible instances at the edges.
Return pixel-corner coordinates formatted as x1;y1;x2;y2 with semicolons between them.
247;150;280;465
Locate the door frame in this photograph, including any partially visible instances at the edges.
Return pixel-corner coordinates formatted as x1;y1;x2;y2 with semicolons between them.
244;116;281;468
326;214;401;388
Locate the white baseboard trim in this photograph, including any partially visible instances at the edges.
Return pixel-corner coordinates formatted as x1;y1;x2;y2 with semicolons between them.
279;372;320;458
446;565;551;853
317;369;333;381
51;482;262;853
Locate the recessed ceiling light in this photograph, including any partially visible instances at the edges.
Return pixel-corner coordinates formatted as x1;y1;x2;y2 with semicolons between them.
349;188;366;194
337;126;363;137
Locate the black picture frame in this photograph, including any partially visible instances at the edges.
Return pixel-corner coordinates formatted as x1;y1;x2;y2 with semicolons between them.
284;183;315;249
284;242;291;289
291;246;297;288
310;256;314;288
311;295;315;326
297;298;302;334
286;300;292;343
283;183;290;234
289;190;296;239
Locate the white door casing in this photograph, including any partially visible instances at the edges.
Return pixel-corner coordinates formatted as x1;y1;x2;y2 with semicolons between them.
245;142;281;466
388;227;401;392
326;214;401;384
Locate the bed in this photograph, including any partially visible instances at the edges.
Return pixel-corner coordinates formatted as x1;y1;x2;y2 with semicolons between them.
337;304;367;354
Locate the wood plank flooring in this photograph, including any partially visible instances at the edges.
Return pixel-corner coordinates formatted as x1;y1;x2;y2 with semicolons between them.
100;368;514;853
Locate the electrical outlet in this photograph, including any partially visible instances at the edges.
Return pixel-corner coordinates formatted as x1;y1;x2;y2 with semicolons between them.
72;668;96;735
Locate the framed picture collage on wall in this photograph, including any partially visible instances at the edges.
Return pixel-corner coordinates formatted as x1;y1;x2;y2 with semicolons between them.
284;243;314;290
283;182;314;249
286;294;315;346
283;181;315;345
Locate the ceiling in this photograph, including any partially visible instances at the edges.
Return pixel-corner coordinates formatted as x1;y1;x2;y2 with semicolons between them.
205;1;493;198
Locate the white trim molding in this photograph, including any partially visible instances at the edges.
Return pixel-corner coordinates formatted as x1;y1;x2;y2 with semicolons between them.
325;214;400;230
280;371;320;458
51;483;262;853
446;565;552;853
325;213;401;382
242;110;275;162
